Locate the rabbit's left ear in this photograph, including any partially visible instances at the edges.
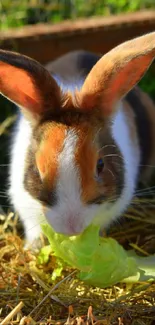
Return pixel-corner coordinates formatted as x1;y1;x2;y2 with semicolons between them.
78;32;155;117
0;50;61;124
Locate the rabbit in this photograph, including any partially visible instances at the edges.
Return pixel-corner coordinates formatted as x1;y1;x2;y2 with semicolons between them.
0;32;155;245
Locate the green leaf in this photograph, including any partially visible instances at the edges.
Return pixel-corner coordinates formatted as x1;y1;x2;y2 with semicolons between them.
37;245;52;264
41;223;155;287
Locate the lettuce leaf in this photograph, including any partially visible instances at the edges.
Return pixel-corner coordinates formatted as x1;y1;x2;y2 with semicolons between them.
41;223;155;287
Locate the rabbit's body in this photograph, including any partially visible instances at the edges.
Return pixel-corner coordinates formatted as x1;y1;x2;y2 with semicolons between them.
0;33;155;244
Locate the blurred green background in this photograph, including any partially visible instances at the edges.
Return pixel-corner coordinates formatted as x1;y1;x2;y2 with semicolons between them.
0;0;155;209
1;0;155;29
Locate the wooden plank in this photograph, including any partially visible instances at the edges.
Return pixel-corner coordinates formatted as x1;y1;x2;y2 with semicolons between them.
0;10;155;63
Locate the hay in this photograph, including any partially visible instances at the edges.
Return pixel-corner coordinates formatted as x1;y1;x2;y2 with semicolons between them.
1;199;155;325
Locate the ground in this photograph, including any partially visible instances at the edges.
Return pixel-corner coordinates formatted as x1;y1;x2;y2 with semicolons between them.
1;197;155;325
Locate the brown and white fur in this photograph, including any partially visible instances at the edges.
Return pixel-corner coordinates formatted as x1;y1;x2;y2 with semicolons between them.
0;32;155;244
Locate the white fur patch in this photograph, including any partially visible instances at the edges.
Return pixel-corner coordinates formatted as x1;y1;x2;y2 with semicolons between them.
45;129;97;235
9;116;45;243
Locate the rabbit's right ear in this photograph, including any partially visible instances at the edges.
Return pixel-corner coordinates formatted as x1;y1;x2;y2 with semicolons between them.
0;50;61;124
78;32;155;117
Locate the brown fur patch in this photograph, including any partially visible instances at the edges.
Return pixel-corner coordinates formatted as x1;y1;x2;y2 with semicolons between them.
75;126;99;202
35;123;66;186
24;123;66;206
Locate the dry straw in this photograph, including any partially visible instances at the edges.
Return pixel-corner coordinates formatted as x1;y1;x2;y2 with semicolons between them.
1;196;155;324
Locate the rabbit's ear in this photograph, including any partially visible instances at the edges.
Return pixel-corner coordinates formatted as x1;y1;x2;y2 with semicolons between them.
78;32;155;117
0;50;61;124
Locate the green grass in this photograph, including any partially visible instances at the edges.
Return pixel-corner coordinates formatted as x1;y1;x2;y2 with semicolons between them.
0;0;155;30
139;67;155;100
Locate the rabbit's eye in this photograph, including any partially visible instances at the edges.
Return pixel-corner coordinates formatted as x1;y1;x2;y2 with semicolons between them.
96;158;104;176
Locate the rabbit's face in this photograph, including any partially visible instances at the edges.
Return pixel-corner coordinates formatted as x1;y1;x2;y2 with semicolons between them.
23;110;124;235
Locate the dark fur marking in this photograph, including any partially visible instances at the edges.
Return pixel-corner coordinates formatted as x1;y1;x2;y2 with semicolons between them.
46;50;100;82
99;127;124;200
24;148;57;207
87;194;106;205
126;89;152;169
87;127;125;205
